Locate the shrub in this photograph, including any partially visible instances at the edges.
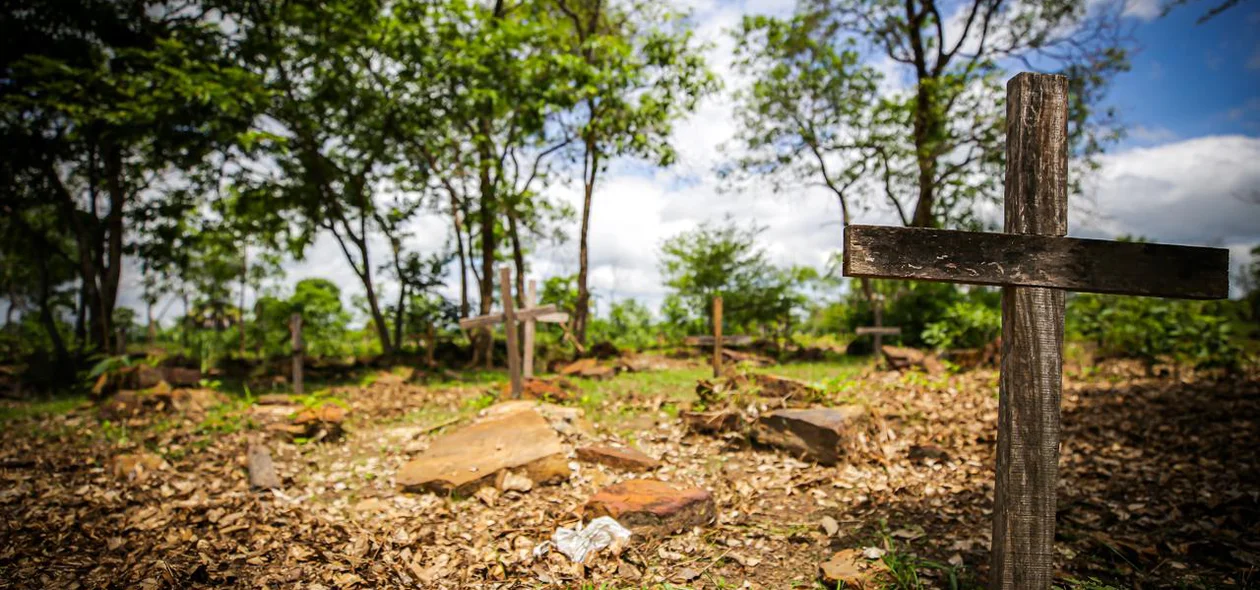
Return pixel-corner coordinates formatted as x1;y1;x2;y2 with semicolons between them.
1067;294;1245;372
922;299;1002;350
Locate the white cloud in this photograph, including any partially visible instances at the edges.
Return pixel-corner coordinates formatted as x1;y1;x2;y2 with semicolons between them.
1128;124;1178;143
1122;0;1161;20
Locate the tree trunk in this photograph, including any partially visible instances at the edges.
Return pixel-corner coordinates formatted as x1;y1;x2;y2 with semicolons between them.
393;284;406;355
451;200;470;318
575;141;599;345
239;247;248;358
476;117;497;369
35;251;70;370
506;202;526;307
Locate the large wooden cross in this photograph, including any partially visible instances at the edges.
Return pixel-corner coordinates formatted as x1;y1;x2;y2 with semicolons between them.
459;268;567;397
843;73;1229;589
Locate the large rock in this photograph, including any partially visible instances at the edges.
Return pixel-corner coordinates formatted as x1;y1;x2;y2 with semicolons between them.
160;366;203;387
396;409;570;494
559;358;615;380
752;406;866;465
576;445;659;472
584;479;715;537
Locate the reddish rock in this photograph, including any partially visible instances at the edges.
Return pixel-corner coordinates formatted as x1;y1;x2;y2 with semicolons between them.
502;377;573;402
584;479;715;536
576;445;660;472
752;406;866;465
396;409;570;495
680;410;743;435
285;403;348;440
559;358;615;380
112;452;167;481
256;394;295;406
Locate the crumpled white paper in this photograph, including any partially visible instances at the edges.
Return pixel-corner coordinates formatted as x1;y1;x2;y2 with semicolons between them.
532;516;632;563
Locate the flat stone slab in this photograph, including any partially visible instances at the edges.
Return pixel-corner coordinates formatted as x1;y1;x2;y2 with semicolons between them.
584;479;715;537
880;345;945;374
397;409;570;495
752;406;866;465
576;445;659;472
751;374;824;405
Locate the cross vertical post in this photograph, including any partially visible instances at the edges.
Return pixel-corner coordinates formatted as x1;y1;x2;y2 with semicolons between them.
498;267;522;398
523;280;537;379
992;73;1069;588
873;294;885;353
289;312;304;395
712;296;723;378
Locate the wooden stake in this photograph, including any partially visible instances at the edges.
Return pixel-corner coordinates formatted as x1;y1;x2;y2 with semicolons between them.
289;313;303;395
712;296;723;378
991;72;1069;590
523;280;537;379
872;294;885;354
247;444;281;489
499;267;522;398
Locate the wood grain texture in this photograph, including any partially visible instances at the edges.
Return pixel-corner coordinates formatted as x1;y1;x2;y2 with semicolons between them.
458;304;559;330
843;225;1229;299
713;297;723;378
523;281;536;379
289;313;303;396
499;268;522;399
855;326;902;336
991;71;1069;590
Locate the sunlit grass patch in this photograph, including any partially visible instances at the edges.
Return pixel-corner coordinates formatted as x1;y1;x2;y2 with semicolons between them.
0;395;86;423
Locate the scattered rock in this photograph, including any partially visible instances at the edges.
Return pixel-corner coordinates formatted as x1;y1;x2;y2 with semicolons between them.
820;515;840;537
752;406;866;465
160;366;203;387
721;348;774;367
256;394;295;406
112;452;167;482
480;401;591;437
502;377;574;402
819;549;888;588
588;341;621;359
680;410;743;435
880;345;945;375
750;374;824;405
130;365;166;390
559;358;615;380
908;444;950;463
583;479;715;537
576;445;660;472
271;403;348;440
247;444;282;489
397;409;570;494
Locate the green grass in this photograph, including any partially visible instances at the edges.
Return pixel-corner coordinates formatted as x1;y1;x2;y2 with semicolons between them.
0;395;86;423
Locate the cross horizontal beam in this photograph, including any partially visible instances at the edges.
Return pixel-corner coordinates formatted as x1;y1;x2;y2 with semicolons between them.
684;334;752;346
856;326;902;336
458;304;560;330
844;225;1229;300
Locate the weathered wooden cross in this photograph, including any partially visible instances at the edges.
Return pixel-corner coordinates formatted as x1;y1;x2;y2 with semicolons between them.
289;313;304;395
458;268;567;397
855;293;900;354
843;73;1229;589
682;297;751;377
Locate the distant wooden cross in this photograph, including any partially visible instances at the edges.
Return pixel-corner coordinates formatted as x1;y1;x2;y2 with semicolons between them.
843;73;1228;590
289;313;303;395
459;268;567;397
682;297;752;378
855;293;900;353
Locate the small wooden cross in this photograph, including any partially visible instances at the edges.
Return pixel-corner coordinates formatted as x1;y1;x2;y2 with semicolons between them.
289;312;304;395
855;293;900;353
459;268;568;397
682;297;750;377
843;73;1229;589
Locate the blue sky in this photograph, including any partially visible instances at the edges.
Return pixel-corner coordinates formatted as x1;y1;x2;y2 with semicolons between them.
1110;1;1260;144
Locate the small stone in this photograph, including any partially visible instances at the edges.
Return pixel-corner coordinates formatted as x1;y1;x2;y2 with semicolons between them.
820;515;840;537
584;479;715;537
680;410;743;434
908;444;950;463
750;374;824;405
880;345;945;375
575;445;660;472
496;470;534;492
256;394;295;406
752;406;866;465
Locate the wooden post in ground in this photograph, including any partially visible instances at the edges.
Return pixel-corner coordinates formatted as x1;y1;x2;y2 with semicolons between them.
498;267;522;398
841;72;1230;590
523;280;537;379
990;73;1069;588
289;313;303;395
872;294;885;352
712;296;723;378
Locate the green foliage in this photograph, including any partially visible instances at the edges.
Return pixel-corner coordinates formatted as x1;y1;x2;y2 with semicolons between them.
922;300;1002;351
589;299;658;350
1068;294;1245;372
659;219;814;335
255;279;353;359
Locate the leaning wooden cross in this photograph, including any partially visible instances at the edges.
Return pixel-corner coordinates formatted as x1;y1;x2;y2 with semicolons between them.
843;73;1229;590
682;297;753;377
458;268;568;397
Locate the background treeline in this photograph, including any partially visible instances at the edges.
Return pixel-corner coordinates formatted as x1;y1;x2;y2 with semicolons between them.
2;0;1256;390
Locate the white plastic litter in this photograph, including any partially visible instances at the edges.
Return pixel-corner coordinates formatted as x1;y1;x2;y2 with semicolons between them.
532;516;632;563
